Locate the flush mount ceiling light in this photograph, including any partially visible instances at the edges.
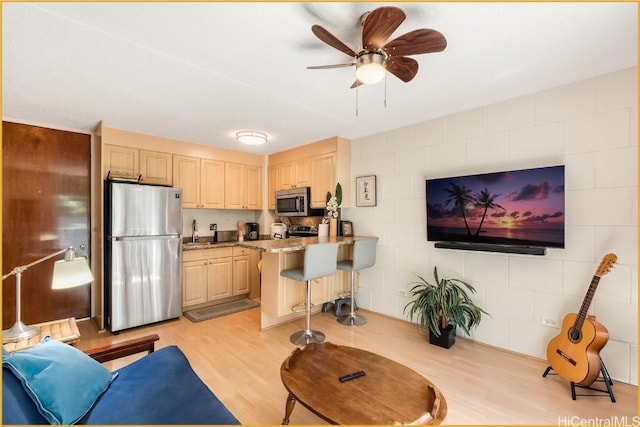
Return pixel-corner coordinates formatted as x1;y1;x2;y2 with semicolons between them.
236;131;268;145
355;52;387;85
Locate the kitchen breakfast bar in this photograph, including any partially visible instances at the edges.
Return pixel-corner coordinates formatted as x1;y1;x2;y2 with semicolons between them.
238;236;377;330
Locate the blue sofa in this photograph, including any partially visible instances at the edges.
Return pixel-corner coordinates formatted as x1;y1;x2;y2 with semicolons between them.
3;334;240;425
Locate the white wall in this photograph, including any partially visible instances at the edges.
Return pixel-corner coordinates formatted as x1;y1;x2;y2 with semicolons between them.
345;67;638;385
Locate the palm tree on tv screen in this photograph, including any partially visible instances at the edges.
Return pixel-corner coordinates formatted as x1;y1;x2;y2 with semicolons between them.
473;187;505;236
444;182;474;235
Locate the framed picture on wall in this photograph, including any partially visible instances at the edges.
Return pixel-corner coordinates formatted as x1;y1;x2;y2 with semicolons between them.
356;175;377;207
341;220;353;237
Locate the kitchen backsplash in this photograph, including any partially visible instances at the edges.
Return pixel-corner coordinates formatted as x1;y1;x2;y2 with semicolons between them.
182;209;258;237
287;216;324;227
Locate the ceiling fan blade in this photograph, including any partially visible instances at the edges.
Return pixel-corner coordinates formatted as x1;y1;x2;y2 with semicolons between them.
307;63;355;70
350;79;364;89
386;56;419;83
362;6;406;50
383;29;447;57
311;24;357;57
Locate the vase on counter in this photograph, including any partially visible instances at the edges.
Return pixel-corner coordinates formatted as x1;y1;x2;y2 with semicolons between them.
329;218;338;237
318;223;329;237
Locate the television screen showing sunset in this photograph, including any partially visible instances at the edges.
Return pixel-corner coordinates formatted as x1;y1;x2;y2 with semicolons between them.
426;165;565;248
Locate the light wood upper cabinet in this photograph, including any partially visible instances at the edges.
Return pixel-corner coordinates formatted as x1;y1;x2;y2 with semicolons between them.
201;159;225;209
267;159;311;209
268;165;279;210
173;155;200;208
294;159;310;188
173;155;225;209
310;153;336;208
139;149;172;185
268;136;350;210
103;144;139;178
225;163;262;210
245;164;262;209
103;145;172;186
279;159;311;190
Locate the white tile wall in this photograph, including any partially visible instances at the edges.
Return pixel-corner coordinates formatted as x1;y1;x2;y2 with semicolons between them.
348;67;638;385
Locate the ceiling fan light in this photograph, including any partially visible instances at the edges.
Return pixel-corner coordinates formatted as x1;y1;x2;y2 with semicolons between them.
355;53;386;85
236;131;268;145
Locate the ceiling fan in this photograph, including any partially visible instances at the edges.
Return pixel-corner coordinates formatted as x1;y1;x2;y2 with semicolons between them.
307;6;447;88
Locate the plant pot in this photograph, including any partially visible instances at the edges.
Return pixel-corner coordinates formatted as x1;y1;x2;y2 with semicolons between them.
329;218;337;237
429;325;456;349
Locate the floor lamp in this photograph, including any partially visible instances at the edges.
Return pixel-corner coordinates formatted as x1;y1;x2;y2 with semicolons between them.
2;246;94;343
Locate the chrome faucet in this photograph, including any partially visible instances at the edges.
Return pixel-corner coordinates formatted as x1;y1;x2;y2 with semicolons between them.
192;219;199;243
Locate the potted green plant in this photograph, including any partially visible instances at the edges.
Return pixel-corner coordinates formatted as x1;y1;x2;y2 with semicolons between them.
404;266;488;348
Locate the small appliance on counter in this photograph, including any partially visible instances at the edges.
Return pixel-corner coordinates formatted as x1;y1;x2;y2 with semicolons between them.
216;230;238;242
245;222;259;240
237;221;245;242
271;223;287;239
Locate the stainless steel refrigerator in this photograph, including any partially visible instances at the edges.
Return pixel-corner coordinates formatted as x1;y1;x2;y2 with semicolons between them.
105;182;183;333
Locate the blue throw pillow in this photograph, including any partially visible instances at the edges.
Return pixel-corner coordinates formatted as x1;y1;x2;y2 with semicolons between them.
2;340;117;425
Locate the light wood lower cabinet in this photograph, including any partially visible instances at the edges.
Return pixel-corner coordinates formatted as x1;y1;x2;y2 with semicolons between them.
183;248;233;308
183;246;259;309
232;248;251;295
232;247;261;297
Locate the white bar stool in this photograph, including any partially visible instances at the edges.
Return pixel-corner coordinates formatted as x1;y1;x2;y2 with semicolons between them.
281;242;340;346
337;238;377;326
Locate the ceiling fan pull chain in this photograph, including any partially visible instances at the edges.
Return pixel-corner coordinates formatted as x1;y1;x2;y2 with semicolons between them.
355;84;359;117
384;73;387;108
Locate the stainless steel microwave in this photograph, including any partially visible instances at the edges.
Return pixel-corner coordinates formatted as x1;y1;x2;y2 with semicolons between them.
275;187;324;217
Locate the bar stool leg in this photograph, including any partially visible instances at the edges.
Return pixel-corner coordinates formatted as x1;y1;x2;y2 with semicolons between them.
338;270;367;326
290;279;326;345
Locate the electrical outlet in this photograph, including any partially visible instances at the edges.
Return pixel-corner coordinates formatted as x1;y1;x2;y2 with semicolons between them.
542;317;559;327
210;223;217;231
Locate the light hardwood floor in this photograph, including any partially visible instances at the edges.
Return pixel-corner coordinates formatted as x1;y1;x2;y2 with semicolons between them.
77;307;637;425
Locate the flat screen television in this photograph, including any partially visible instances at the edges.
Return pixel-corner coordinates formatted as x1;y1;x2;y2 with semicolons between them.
426;165;565;255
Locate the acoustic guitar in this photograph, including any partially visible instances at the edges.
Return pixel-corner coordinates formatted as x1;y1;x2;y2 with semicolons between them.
546;253;617;386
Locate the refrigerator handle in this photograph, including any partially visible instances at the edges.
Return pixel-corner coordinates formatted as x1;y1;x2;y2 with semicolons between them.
112;235;180;241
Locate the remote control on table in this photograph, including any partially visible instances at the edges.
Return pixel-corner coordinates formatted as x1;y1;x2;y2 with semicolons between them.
339;370;366;382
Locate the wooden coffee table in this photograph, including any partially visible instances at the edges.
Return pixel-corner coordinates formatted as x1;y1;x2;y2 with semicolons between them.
280;342;446;425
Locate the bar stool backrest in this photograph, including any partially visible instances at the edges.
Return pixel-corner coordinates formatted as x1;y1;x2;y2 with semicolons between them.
302;243;339;281
352;239;377;271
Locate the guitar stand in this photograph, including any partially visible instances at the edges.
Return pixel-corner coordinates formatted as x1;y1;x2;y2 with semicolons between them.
542;357;615;402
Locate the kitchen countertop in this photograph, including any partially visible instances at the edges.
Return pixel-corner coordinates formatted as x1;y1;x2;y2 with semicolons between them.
183;236;377;253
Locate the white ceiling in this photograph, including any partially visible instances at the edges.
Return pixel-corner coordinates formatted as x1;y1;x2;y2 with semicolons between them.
2;2;637;155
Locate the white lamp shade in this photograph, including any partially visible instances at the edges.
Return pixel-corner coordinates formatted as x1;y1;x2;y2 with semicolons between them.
52;257;93;289
355;53;386;85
